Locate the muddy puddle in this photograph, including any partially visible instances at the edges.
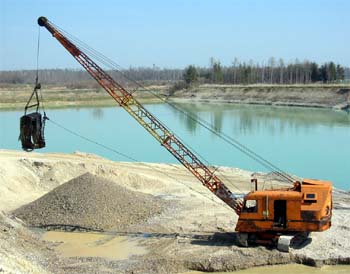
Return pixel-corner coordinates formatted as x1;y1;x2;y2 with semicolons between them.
42;231;147;260
185;264;350;274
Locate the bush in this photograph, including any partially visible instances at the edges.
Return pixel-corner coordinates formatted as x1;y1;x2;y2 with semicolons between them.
168;81;188;96
183;65;198;85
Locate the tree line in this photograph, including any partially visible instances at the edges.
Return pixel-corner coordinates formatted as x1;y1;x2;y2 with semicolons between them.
0;58;349;88
184;58;348;86
0;67;183;88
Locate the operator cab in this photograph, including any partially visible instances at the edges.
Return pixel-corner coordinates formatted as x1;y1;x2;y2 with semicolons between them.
236;179;332;233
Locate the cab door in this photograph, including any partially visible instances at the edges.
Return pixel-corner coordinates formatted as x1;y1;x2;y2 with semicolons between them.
273;200;287;228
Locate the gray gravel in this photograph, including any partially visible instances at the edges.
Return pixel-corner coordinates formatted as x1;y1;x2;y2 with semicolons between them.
12;173;165;231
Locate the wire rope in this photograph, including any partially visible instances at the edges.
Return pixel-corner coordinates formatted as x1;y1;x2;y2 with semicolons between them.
47;118;242;205
46;20;295;184
49;22;221;173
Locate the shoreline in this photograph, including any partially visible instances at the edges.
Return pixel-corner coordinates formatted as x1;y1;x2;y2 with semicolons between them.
1;84;350;111
171;84;350;111
168;97;344;109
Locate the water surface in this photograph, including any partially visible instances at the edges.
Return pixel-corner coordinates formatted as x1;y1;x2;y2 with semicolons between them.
1;103;349;190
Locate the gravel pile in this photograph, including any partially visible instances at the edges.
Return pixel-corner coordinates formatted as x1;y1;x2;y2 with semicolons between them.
13;173;165;231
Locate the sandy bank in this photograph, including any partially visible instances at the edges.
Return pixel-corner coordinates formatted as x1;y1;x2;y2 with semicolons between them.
171;84;350;110
0;150;349;273
1;84;350;110
0;85;166;110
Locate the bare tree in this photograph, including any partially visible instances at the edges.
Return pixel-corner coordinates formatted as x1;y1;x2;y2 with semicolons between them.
268;57;276;84
278;58;284;84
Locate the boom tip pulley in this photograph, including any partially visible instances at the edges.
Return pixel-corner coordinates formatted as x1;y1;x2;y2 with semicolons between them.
38;16;48;27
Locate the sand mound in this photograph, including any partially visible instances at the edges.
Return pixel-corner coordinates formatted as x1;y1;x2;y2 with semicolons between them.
13;172;165;231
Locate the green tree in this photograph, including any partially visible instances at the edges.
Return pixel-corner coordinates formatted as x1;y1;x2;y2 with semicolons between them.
336;64;345;81
210;58;224;83
327;62;337;82
310;62;319;82
183;65;198;85
319;64;328;83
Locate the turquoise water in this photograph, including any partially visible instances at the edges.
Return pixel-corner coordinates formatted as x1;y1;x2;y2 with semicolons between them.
1;103;349;190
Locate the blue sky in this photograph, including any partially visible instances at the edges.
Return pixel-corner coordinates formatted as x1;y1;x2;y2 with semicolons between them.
0;0;349;70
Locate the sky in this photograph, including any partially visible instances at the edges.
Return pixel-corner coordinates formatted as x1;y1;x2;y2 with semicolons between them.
0;0;349;70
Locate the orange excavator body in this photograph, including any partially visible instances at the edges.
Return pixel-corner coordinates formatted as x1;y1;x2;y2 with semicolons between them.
236;179;332;233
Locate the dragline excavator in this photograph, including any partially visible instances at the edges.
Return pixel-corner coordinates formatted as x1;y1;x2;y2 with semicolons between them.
34;16;332;252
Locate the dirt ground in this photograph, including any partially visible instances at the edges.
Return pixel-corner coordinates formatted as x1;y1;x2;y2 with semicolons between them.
0;149;349;274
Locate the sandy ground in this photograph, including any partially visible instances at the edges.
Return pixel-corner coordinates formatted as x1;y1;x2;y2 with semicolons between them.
0;149;349;273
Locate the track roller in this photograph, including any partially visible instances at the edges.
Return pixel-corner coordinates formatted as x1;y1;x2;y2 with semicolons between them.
277;235;293;252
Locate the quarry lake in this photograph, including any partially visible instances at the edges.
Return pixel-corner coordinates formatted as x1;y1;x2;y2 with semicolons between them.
1;103;349;190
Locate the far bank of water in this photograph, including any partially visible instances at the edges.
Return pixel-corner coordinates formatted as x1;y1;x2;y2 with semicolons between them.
1;103;349;190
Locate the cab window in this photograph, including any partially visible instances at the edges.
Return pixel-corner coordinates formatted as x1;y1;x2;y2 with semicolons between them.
243;199;258;213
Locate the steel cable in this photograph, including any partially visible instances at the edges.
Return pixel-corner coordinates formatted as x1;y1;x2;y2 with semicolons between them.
47;118;243;204
46;20;295;184
49;22;221;173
